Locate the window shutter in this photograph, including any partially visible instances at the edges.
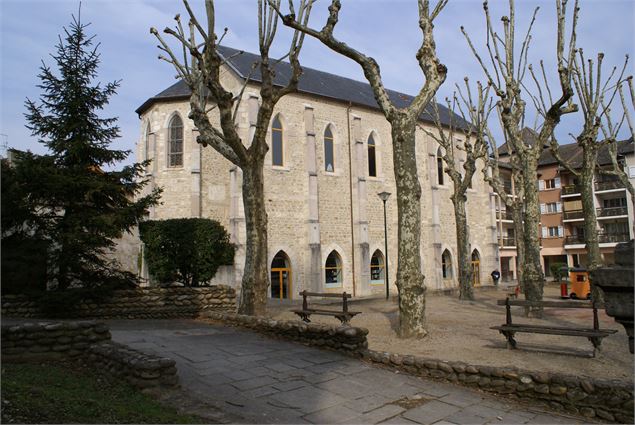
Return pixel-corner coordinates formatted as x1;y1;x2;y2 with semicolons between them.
555;177;561;188
558;226;564;237
542;226;548;238
538;180;545;191
540;203;546;214
556;202;562;212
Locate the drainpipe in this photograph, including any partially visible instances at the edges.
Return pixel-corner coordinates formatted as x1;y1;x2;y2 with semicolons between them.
347;102;356;297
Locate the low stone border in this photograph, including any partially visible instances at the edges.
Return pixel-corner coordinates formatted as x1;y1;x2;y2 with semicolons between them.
86;341;178;391
1;320;111;360
206;312;633;423
203;312;369;353
1;321;178;392
1;285;236;319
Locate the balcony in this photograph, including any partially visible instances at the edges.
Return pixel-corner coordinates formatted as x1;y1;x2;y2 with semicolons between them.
496;210;514;221
595;179;625;192
561;185;581;196
565;233;630;246
500;237;517;247
565;234;585;245
597;206;628;218
563;209;584;221
599;233;630;244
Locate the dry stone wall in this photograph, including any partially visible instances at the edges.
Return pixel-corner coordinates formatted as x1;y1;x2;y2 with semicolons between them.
1;286;236;319
1;320;110;360
203;312;369;353
1;321;179;392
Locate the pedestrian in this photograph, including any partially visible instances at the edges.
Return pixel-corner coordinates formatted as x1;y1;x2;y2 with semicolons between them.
491;269;500;286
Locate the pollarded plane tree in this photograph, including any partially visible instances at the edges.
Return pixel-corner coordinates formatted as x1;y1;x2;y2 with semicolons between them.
605;76;635;234
546;49;629;300
424;80;493;300
271;0;449;338
462;0;580;311
151;0;311;315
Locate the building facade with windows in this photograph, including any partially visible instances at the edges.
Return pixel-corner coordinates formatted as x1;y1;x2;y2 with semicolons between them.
134;46;499;299
494;132;634;281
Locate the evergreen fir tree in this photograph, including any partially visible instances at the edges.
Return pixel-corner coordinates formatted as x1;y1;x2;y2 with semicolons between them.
20;12;161;290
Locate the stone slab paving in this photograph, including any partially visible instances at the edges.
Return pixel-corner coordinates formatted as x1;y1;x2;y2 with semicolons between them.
107;319;590;424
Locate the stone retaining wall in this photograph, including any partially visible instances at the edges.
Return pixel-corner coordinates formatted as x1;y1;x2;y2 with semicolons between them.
86;341;179;391
1;321;111;360
359;350;633;423
1;321;178;391
207;313;633;423
1;286;236;319
204;312;369;353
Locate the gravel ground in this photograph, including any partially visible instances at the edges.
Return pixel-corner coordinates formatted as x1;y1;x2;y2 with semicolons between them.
266;284;633;382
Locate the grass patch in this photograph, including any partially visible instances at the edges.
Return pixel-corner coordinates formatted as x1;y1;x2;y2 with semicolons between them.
1;362;204;424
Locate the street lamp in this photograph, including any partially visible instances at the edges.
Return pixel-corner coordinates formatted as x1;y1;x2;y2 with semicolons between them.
378;191;391;300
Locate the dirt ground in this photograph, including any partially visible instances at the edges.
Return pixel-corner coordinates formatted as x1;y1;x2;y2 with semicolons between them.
266;284;633;382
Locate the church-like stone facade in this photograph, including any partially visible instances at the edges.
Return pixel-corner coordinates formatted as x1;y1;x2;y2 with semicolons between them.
133;47;500;299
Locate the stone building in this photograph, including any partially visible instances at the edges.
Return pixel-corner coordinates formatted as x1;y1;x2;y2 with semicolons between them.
134;46;499;299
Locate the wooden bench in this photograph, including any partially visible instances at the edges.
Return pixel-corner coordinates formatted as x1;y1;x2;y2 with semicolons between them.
491;298;617;357
291;291;361;325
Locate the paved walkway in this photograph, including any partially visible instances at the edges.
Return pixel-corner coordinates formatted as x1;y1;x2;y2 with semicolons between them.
108;319;587;424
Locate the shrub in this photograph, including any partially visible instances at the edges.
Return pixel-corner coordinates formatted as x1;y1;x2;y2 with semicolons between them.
139;218;234;287
550;262;568;282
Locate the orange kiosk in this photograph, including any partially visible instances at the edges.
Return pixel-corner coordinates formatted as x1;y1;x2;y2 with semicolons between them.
568;267;591;299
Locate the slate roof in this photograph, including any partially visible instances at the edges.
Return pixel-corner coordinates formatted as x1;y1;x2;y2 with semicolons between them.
136;46;469;129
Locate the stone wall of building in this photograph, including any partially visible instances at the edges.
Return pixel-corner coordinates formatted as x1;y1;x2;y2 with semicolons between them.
1;321;179;391
1;286;236;319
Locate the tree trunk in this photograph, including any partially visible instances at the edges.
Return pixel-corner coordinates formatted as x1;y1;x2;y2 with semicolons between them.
511;202;525;286
579;150;604;303
520;156;544;315
391;114;427;338
453;194;474;300
238;158;269;316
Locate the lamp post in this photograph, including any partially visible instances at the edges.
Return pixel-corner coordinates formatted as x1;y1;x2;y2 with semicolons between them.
378;191;391;300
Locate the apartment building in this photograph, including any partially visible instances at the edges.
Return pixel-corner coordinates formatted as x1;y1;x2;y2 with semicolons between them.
494;133;634;281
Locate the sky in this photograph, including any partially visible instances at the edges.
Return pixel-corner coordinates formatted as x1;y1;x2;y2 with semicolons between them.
1;0;634;165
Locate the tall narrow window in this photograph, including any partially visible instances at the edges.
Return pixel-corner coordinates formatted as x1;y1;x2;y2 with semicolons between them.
325;251;342;286
272;115;284;166
442;249;452;279
368;134;377;177
324;126;335;172
437;147;444;185
168;115;183;167
370;250;385;284
144;123;151;162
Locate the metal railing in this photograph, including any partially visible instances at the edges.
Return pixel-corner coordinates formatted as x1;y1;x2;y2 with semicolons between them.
565;234;585;245
561;185;581;196
500;237;517;247
565;233;630;245
496;210;514;221
563;209;584;220
597;206;628;217
595;180;625;192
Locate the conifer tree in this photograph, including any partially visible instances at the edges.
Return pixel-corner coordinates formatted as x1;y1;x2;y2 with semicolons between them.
20;12;161;290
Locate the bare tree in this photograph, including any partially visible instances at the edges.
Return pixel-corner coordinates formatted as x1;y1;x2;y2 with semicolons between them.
604;76;635;233
271;0;448;338
425;80;492;300
463;0;579;312
547;50;628;300
151;0;310;315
